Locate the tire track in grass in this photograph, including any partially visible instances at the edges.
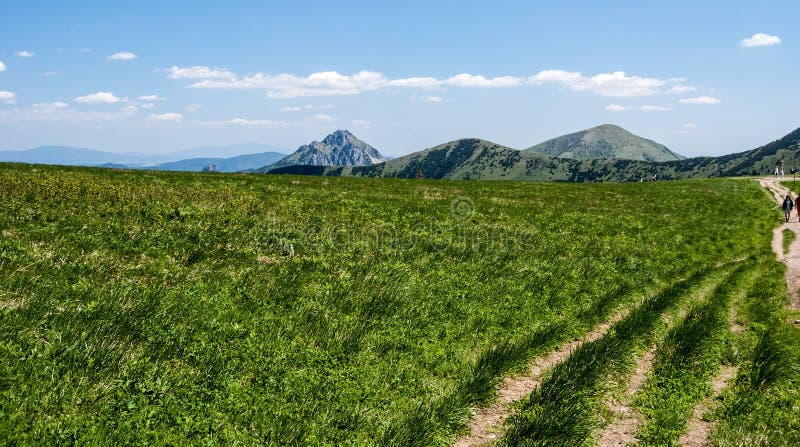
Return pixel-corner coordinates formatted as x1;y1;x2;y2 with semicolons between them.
453;314;624;447
631;264;755;446
450;268;718;447
497;266;736;447
677;264;757;447
703;260;800;446
677;365;739;447
383;283;640;447
596;264;756;447
594;345;656;447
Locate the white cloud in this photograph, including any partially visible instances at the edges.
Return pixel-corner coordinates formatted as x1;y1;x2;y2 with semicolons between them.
195;117;288;127
74;91;121;104
528;70;583;84
741;33;781;47
15;51;34;58
0;91;16;105
308;113;335;122
147;112;183;123
79;48;92;53
34;101;69;110
388;77;441;88
605;104;631;112
119;105;138;115
107;52;137;61
168;67;689;99
531;70;677;97
605;104;670;112
225;118;284;126
184;70;526;97
675;122;706;135
445;73;524;88
138;94;164;101
679;96;721;105
533;70;681;96
164;66;235;80
413;95;447;103
666;85;697;95
185;104;203;112
141;103;156;109
639;105;671;111
41;71;62;76
251;71;381;98
392;73;524;88
0;61;5;72
0;101;135;123
352;119;371;126
280;104;335;112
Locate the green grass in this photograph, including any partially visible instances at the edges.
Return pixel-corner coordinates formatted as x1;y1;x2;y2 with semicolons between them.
708;259;800;446
498;266;736;446
632;264;755;446
783;229;795;255
0;164;781;445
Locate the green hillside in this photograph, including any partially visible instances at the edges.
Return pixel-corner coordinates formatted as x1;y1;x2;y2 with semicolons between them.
526;124;684;162
1;163;798;445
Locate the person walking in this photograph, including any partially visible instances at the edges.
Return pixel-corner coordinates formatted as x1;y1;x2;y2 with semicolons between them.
775;165;780;177
783;195;794;222
795;195;800;222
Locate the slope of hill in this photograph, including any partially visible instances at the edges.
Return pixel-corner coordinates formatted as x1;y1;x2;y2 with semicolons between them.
703;126;800;176
153;152;286;172
167;143;286;160
526;124;684;161
257;130;386;172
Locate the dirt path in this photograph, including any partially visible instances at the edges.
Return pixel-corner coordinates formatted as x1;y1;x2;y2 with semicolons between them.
677;365;739;446
758;178;800;310
452;314;626;447
453;269;733;447
595;346;656;447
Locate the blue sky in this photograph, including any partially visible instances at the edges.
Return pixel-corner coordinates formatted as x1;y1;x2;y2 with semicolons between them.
0;0;797;157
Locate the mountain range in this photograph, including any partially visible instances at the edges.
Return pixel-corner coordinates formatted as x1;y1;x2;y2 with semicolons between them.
267;125;800;182
5;123;800;182
149;152;287;173
0;143;287;171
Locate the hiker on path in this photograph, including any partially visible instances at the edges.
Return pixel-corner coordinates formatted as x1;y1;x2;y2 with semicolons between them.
783;195;794;222
776;165;781;177
795;195;800;222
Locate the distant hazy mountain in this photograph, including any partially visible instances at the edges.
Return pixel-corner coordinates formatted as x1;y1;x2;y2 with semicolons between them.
167;143;286;160
0;146;167;166
256;130;386;172
526;124;684;162
154;152;286;172
0;142;287;168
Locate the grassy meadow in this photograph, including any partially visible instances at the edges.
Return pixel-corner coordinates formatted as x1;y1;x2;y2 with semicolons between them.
0;163;798;446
